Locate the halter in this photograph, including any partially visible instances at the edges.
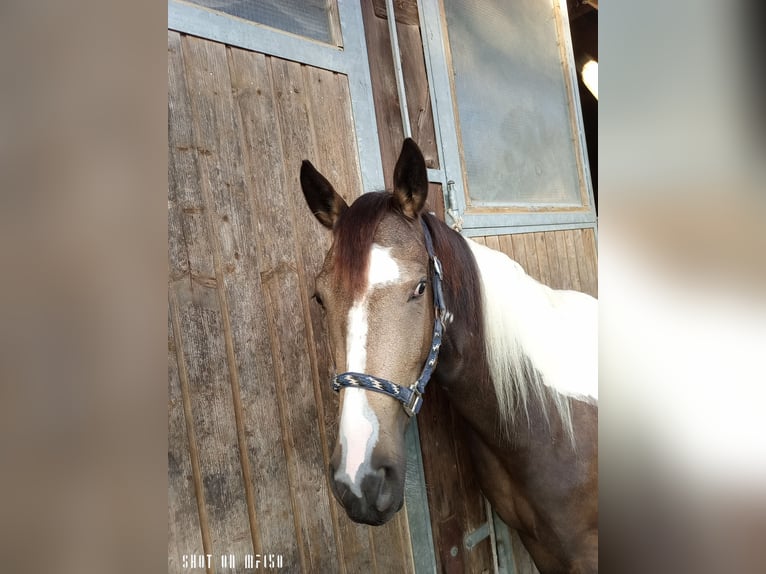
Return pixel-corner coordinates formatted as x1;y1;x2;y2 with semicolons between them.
332;218;447;416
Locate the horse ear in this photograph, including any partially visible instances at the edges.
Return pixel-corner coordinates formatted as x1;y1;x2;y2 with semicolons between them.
393;138;428;219
300;160;348;229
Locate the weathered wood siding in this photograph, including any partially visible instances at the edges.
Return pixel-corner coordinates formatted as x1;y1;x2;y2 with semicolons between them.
471;229;598;297
362;0;439;179
168;31;416;573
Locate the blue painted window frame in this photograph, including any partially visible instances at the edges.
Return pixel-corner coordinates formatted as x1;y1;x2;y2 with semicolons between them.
168;0;385;194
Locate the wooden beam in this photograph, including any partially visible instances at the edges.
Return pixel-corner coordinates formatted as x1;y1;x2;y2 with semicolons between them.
372;0;419;25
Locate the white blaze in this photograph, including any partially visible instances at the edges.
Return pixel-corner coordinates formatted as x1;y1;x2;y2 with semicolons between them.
335;244;401;492
368;244;400;286
346;301;368;372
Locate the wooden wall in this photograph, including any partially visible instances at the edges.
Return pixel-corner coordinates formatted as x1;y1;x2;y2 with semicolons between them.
168;31;416;573
471;229;598;297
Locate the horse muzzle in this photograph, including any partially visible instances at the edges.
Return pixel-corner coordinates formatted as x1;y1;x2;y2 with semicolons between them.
329;463;404;526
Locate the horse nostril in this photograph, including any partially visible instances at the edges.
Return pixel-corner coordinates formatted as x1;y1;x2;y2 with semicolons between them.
374;467;393;513
375;488;393;513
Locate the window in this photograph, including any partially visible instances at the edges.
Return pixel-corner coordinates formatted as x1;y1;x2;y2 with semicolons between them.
168;0;383;192
183;0;341;46
420;0;595;232
445;0;581;207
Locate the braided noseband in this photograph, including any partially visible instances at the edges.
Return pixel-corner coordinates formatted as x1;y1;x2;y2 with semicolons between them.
333;218;447;416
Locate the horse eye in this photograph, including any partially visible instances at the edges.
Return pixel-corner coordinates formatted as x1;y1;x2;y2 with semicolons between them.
412;280;427;299
313;292;324;308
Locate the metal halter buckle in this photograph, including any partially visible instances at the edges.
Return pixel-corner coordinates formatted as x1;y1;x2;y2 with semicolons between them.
403;386;423;417
433;255;443;279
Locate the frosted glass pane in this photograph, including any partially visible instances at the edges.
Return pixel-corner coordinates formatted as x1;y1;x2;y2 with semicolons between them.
445;0;582;206
187;0;335;45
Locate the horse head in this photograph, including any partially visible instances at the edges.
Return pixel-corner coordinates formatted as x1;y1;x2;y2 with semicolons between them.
299;139;436;525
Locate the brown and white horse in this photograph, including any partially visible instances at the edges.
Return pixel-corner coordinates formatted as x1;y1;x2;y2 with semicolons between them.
300;139;598;573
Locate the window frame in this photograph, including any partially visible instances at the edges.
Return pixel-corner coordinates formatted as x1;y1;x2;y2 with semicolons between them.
176;0;344;47
417;0;596;234
168;0;385;195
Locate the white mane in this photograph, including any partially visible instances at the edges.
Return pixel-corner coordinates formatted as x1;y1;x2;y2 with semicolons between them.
466;239;598;444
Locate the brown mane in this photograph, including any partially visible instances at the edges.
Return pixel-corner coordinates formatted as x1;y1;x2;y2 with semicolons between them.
422;212;484;350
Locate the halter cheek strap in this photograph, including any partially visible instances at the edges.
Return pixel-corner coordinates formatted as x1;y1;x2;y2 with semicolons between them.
333;218;447;416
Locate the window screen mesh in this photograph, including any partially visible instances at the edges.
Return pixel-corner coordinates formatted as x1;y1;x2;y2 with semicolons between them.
445;0;582;206
186;0;336;45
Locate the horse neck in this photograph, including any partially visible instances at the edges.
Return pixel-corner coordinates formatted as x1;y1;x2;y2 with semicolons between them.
435;304;577;452
429;230;590;449
424;219;506;442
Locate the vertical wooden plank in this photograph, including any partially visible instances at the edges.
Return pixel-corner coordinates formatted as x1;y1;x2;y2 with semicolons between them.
181;35;267;570
509;234;528;276
419;385;466;574
572;229;596;297
395;1;439;164
219;46;306;568
562;230;583;293
553;230;574;291
533;232;552;288
168;32;214;573
418;383;494;573
167;31;195;311
449;410;496;573
369;506;414;574
326;0;343;47
272;56;378;573
259;246;338;573
393;505;416;574
168;310;205;572
425;182;445;222
269;57;337;465
498;234;516;262
170;32;253;572
471;236;487;247
543;232;563;290
581;228;599;297
302;67;364;205
290;64;349;489
361;0;404;189
215;53;339;574
510;529;540;574
485;234;501;253
522;234;541;283
361;0;439;190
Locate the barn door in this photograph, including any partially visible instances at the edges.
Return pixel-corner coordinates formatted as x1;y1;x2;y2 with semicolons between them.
168;1;436;572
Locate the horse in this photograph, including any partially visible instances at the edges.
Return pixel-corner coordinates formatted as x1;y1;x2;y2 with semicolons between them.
299;138;598;574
